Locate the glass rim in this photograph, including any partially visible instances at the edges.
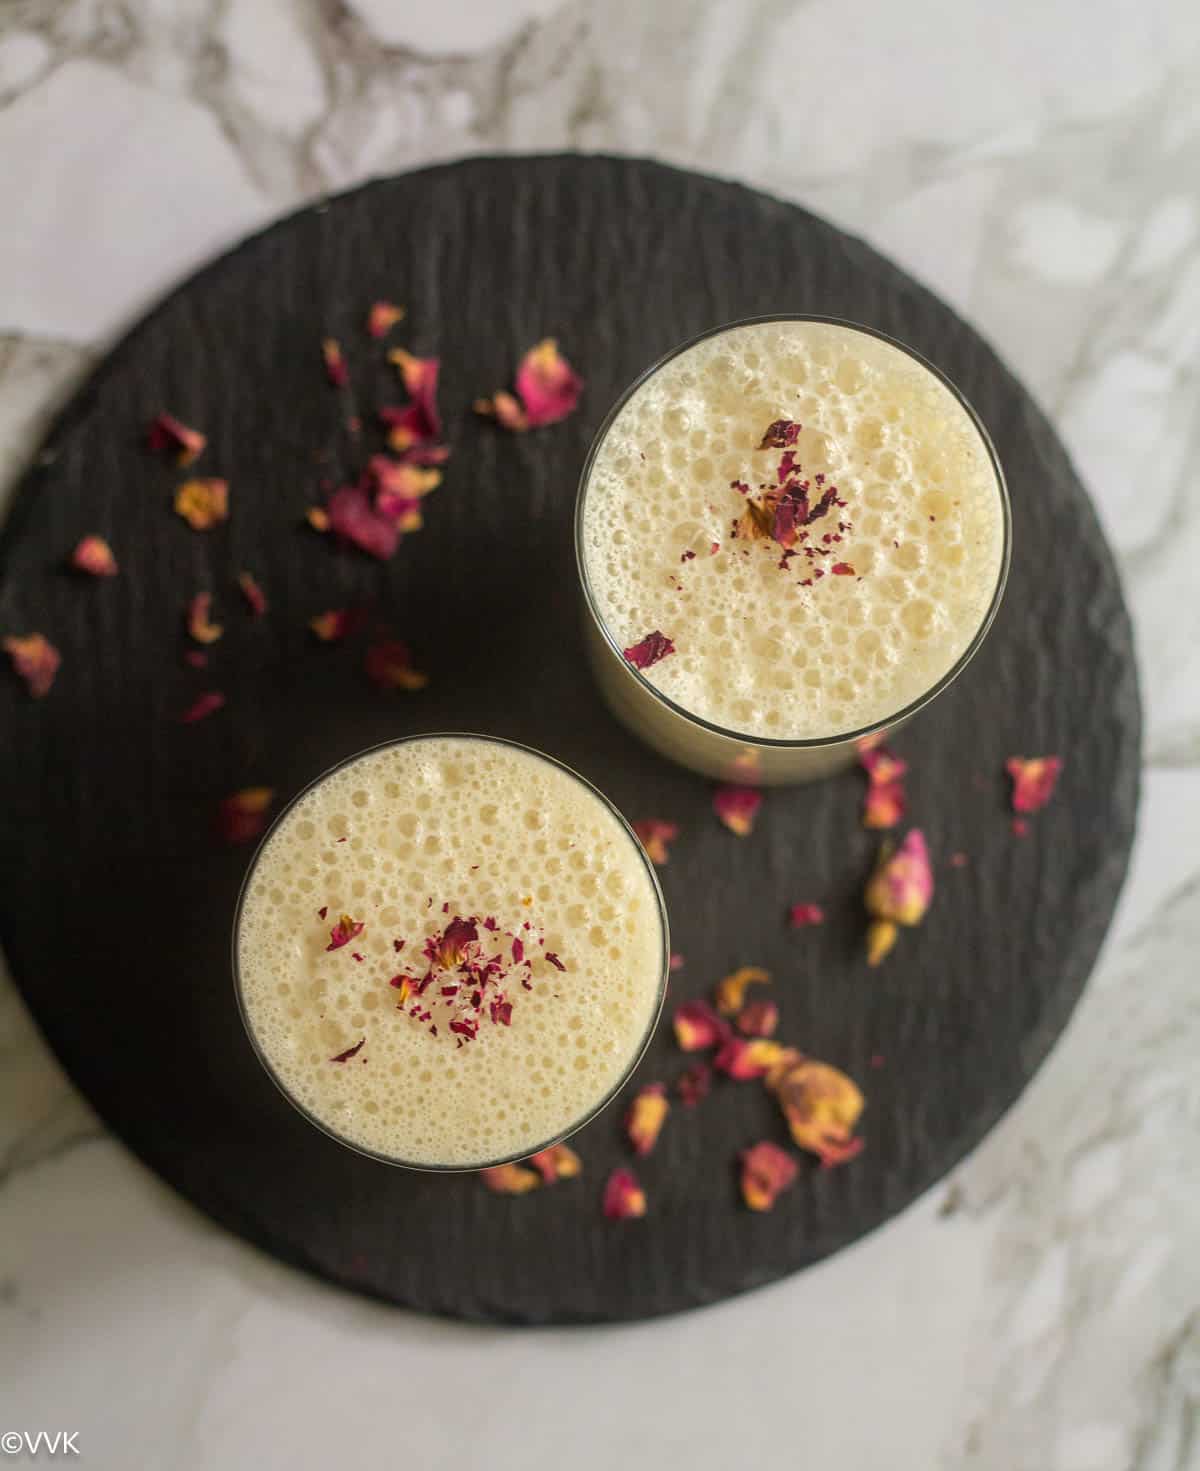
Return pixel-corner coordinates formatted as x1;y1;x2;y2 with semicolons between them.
573;313;1013;751
231;731;671;1173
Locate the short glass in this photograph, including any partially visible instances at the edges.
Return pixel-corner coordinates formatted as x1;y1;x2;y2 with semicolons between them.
575;316;1012;784
232;733;670;1171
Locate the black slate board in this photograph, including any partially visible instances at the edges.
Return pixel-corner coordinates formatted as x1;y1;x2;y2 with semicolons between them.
0;156;1139;1323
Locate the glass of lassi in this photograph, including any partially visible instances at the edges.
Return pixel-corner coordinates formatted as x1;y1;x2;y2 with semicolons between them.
233;735;669;1170
575;316;1011;783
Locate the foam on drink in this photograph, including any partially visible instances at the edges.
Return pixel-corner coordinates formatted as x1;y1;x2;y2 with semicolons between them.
236;737;665;1168
581;320;1005;740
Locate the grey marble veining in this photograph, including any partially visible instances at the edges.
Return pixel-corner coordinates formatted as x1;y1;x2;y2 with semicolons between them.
1;2;1198;1467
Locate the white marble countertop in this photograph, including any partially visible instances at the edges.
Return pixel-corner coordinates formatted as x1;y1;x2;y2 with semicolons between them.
2;2;1198;1467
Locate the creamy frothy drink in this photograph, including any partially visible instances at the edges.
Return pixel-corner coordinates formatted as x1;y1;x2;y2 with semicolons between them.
235;736;668;1168
577;317;1009;782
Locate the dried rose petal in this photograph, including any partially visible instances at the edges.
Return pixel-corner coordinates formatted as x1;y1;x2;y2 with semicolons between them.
368;455;440;529
330;1037;365;1063
306;506;330;533
625;1083;669;1157
481;1162;541;1194
327;484;399;561
830;562;856;576
365;639;427;692
1006;756;1063;814
864;828;933;966
322;337;349;388
768;1058;864;1167
669;952;685;972
672;999;730;1053
528;1143;582;1183
4;633;61;697
174;478;229;531
713;1037;787;1081
474;339;583;431
758;419;801;449
216;787;273;845
367;301;405;338
179;691;226;724
864;780;906;829
430;915;478;969
737;998;779;1038
676;1061;711;1108
714;966;770;1016
184;650;208;669
602;1167;646;1220
740;1141;798;1211
383;349;442;447
326;914;365;951
623;630;675;670
237;571;267;616
789;903;825;928
147;412;206;465
186;592;223;645
544;952;566;971
70;535;117;577
632;818;679;866
309;608;363;643
713;784;762;837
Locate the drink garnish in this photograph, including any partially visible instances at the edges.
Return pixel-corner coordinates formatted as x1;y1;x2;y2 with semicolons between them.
625;1083;669;1157
216;787;273;845
740;1141;798;1211
4;633;61;697
864;828;933;966
713;784;762;837
174;477;228;530
622;630;675;670
473;339;583;431
326;914;365;951
632;818;680;866
146;412;206;465
71;536;118;577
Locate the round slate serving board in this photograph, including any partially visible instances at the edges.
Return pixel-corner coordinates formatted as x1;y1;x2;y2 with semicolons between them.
0;156;1139;1323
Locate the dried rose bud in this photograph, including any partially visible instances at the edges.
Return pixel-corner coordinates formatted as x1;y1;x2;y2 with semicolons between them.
321;337;349;387
481;1163;540;1195
788;902;825;928
863;828;933;966
186;592;223;645
713;1037;787;1081
602;1167;646;1220
625;1083;669;1157
179;691;226;724
676;1061;711;1108
740;1141;798;1211
70;535;117;577
737;998;779;1038
367;300;405;338
4;633;60;697
330;1037;365;1063
632;818;679;866
672;999;730;1053
623;630;675;670
237;571;267;616
475;339;583;431
768;1058;864;1167
326;914;365;951
1006;756;1063;814
174;478;229;530
713;784;762;837
216;787;274;845
147;412;206;465
365;639;427;692
528;1143;582;1183
714;965;770;1016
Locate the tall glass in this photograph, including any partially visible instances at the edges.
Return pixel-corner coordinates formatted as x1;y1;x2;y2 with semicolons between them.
233;734;669;1171
575;316;1011;784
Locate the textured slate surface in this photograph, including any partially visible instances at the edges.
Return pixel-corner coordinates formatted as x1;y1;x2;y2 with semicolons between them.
0;156;1140;1323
